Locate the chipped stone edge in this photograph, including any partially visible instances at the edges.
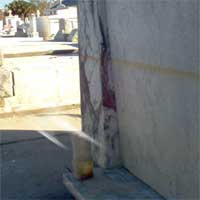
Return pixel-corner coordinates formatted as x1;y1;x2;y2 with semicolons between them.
63;172;85;200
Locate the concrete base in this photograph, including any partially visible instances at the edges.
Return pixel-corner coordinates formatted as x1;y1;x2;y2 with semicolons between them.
63;168;165;200
29;32;39;38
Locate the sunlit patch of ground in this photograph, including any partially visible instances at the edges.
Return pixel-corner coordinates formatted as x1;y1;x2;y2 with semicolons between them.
0;37;78;55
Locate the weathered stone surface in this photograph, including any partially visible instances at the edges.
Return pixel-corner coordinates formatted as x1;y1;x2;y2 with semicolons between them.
29;14;39;38
105;1;199;199
72;135;93;180
78;0;121;168
0;68;14;98
67;29;78;42
2;55;80;112
0;98;5;107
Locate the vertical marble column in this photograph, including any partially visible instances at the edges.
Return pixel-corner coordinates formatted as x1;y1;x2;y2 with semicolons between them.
30;14;39;37
77;0;121;169
36;10;40;18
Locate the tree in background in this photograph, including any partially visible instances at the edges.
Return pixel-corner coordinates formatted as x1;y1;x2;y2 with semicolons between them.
5;0;49;19
5;0;37;19
0;9;4;20
30;0;50;16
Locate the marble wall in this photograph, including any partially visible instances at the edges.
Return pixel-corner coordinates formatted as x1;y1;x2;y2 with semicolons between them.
78;0;121;168
78;0;199;199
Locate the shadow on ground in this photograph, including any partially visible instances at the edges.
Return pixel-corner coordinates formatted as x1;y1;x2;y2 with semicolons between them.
1;130;74;200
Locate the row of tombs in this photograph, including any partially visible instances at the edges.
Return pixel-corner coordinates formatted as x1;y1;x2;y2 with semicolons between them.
0;7;78;42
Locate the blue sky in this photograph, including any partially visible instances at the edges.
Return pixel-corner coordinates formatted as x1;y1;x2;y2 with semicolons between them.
0;0;13;8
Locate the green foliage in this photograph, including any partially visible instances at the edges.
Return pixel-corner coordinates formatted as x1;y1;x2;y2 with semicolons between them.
30;0;50;15
6;0;37;18
0;9;4;20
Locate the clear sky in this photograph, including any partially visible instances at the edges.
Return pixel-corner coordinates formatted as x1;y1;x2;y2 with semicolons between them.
0;0;13;8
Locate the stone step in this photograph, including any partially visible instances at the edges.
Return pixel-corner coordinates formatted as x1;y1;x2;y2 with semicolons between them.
63;167;165;200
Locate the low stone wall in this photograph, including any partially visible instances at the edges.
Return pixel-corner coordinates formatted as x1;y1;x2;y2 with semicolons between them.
1;55;80;113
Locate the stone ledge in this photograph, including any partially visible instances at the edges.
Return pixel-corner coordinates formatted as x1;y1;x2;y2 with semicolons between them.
4;49;78;58
63;168;165;200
